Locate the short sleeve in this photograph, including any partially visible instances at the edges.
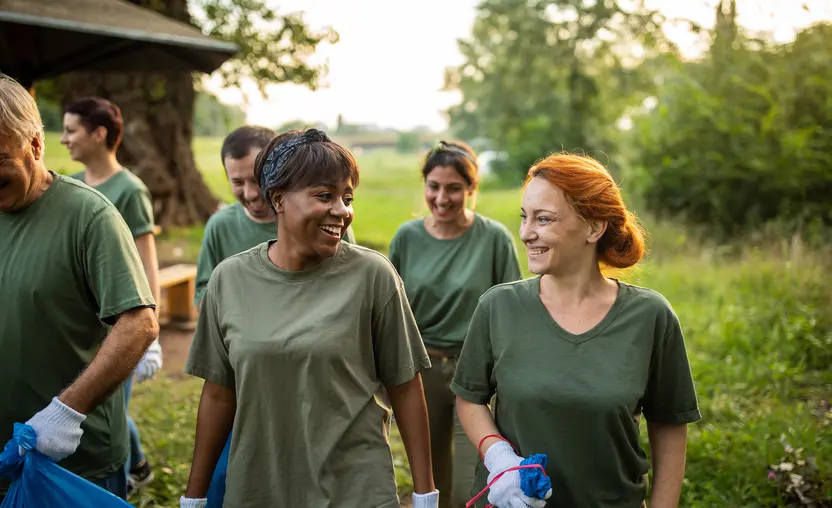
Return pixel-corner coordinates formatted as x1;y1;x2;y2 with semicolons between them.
120;188;155;238
451;299;495;405
185;273;234;388
642;316;701;424
373;280;431;387
494;229;522;284
387;230;403;272
194;223;221;306
84;206;155;323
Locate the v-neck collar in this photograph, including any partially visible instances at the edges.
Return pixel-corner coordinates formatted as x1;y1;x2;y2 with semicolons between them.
529;275;629;345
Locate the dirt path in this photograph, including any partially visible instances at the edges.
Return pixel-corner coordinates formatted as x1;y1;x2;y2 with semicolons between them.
158;328;195;376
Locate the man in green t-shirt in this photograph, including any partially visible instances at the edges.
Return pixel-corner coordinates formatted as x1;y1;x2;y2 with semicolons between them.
62;96;163;497
194;125;356;306
0;74;159;501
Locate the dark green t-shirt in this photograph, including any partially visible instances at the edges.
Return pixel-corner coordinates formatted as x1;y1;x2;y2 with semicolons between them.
388;214;521;350
186;242;429;507
194;201;357;306
451;277;701;507
0;173;155;483
71;169;154;238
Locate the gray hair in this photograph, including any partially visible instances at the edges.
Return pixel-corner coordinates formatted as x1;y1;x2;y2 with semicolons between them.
0;74;44;145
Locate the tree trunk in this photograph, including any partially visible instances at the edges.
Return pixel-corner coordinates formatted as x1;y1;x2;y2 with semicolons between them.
55;0;219;227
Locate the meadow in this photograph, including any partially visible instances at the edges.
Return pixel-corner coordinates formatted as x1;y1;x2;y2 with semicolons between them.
43;134;832;507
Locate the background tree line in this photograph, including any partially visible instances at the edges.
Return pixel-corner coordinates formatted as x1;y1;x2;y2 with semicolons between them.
445;0;832;241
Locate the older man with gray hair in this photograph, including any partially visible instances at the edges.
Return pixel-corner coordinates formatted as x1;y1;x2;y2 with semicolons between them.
0;74;159;500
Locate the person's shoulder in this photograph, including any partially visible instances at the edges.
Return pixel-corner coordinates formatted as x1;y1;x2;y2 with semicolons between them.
118;168;151;195
391;217;424;241
68;170;85;182
54;173;115;212
479;276;536;306
475;213;514;240
204;202;242;231
620;282;674;308
619;281;679;321
211;241;264;278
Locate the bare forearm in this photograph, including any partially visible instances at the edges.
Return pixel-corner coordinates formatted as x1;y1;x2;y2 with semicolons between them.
136;234;161;316
186;381;236;498
59;307;158;414
387;373;435;494
647;422;688;508
456;396;501;455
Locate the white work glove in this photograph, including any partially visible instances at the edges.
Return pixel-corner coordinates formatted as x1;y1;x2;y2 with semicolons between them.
412;489;440;508
179;496;207;508
483;441;549;508
20;397;86;461
134;338;163;383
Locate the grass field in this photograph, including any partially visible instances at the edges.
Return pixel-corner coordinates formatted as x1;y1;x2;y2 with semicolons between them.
43;134;832;507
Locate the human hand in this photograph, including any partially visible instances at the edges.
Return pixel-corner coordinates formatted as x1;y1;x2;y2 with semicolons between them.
412;489;440;508
179;496;207;508
483;441;550;508
20;397;85;461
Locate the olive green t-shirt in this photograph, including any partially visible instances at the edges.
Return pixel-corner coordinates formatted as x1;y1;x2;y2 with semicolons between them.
451;277;701;507
185;241;430;508
388;214;522;350
0;173;155;484
194;201;357;305
71;169;154;239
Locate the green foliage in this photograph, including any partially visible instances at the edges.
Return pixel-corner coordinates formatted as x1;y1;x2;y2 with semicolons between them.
36;96;62;132
395;131;421;153
631;8;832;238
193;92;245;136
191;0;338;95
445;0;666;182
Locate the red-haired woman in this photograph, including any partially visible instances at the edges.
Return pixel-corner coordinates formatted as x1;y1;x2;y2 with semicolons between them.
451;154;701;508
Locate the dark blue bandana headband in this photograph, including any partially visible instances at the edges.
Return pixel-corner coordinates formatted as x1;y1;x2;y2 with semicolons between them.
259;133;318;201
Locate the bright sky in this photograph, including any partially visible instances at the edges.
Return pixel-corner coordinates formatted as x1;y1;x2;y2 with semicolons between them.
207;0;832;132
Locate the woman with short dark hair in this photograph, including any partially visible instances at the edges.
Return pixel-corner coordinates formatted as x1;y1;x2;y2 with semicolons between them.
181;129;438;508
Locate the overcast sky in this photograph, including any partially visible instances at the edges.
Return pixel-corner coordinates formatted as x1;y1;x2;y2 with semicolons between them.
206;0;832;131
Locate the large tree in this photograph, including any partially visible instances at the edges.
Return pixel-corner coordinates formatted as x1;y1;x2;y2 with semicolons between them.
53;0;336;227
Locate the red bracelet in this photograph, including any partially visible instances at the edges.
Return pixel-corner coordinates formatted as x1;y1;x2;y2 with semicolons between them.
477;433;509;460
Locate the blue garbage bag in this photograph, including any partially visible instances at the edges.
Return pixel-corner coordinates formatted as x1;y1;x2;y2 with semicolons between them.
206;433;231;508
0;423;132;507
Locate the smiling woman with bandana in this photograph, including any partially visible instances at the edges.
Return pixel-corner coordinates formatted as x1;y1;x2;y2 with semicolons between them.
180;129;439;508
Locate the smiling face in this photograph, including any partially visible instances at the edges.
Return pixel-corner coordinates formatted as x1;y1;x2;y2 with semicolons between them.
225;147;272;223
520;176;605;275
0;132;45;213
424;165;471;223
60;113;106;163
272;176;354;263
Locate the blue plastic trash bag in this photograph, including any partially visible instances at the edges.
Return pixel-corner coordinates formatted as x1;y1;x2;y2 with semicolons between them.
0;423;132;508
206;433;231;508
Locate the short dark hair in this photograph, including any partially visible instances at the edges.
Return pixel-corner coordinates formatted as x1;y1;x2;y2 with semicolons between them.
254;129;360;200
422;140;479;190
220;125;276;166
63;97;123;150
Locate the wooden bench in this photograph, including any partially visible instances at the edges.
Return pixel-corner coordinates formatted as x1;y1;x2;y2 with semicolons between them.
158;263;198;328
